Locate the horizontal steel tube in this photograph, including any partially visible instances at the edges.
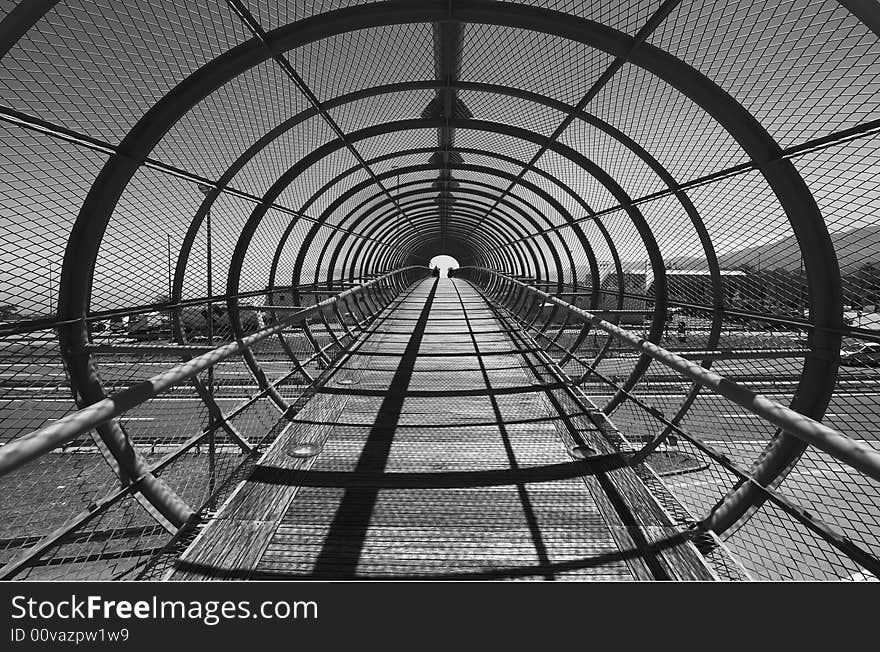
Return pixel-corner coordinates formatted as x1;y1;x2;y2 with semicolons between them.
85;343;217;355
466;267;880;484
0;268;424;477
609;348;811;361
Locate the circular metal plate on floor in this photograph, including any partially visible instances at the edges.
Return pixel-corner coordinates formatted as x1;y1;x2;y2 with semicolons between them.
287;442;323;458
567;445;596;460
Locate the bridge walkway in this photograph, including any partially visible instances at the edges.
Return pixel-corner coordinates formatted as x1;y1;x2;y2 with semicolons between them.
168;278;716;580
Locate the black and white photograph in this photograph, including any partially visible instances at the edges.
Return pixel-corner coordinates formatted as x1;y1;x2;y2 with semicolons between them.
0;0;879;644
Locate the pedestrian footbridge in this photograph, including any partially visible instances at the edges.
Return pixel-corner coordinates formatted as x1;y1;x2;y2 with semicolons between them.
1;0;879;581
170;277;717;580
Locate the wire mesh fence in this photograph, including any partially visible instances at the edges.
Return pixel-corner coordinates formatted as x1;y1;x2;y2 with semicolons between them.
0;268;426;579
462;267;880;581
0;0;879;580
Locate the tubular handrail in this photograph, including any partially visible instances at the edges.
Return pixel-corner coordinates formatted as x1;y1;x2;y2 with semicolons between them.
460;267;880;484
0;267;426;478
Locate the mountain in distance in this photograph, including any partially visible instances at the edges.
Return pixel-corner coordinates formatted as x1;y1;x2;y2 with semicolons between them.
666;224;880;273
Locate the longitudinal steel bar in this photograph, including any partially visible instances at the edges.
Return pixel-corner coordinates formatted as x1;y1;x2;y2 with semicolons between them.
469;272;880;576
222;0;426;241
466;0;683;235
0;268;425;478
611;349;812;361
85;343;216;355
463;268;880;484
0;278;418;580
0;285;300;337
0;106;399;256
489;290;880;577
532;284;876;344
430;19;465;252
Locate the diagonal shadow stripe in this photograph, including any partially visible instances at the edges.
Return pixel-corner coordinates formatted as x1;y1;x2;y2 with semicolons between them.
316;381;571;397
249;454;626;489
311;278;440;577
451;280;556;580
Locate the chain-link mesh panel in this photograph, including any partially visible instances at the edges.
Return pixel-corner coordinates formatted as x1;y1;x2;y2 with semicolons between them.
151;60;311;181
651;0;880;149
465;267;880;580
1;0;250;140
0;123;107;315
2;0;880;581
461;24;612;103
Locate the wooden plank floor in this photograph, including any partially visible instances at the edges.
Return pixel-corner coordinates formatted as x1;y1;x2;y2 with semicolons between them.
168;278;717;581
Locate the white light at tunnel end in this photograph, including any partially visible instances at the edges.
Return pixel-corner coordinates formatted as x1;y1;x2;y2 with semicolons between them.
429;255;460;278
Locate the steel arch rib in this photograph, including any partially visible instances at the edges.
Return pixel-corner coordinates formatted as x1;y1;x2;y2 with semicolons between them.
303;166;584;288
329;193;552;286
55;0;842;536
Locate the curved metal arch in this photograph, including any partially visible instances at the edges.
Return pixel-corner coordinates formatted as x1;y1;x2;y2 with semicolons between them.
324;189;553;293
188;112;666;331
31;3;844;326
289;143;605;290
207;113;667;449
55;0;842;537
0;0;61;61
346;197;536;282
335;193;549;285
173;72;707;289
252;136;568;304
352;200;575;292
343;196;546;273
358;211;528;269
337;190;574;289
291;144;595;252
322;184;637;396
370;212;521;280
334;200;546;299
286;182;528;286
336;194;538;266
334;168;606;299
169;71;714;401
242;113;648;318
267;159;572;314
318;145;628;318
169;72;714;319
158;30;714;419
310;167;588;289
265;117;669;410
331;178;567;260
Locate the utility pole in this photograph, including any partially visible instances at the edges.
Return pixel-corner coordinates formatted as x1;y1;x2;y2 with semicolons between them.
799;255;805;320
166;234;172;302
198;185;214;352
394;166;401;265
198;184;216;494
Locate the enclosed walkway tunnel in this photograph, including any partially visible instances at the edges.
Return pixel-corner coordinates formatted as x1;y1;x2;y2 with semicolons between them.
1;0;879;580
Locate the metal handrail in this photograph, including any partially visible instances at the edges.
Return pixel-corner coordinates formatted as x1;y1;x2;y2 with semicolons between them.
0;267;426;478
461;267;880;484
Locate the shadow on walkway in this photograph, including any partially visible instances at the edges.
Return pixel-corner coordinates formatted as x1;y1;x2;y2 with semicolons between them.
310;278;439;577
